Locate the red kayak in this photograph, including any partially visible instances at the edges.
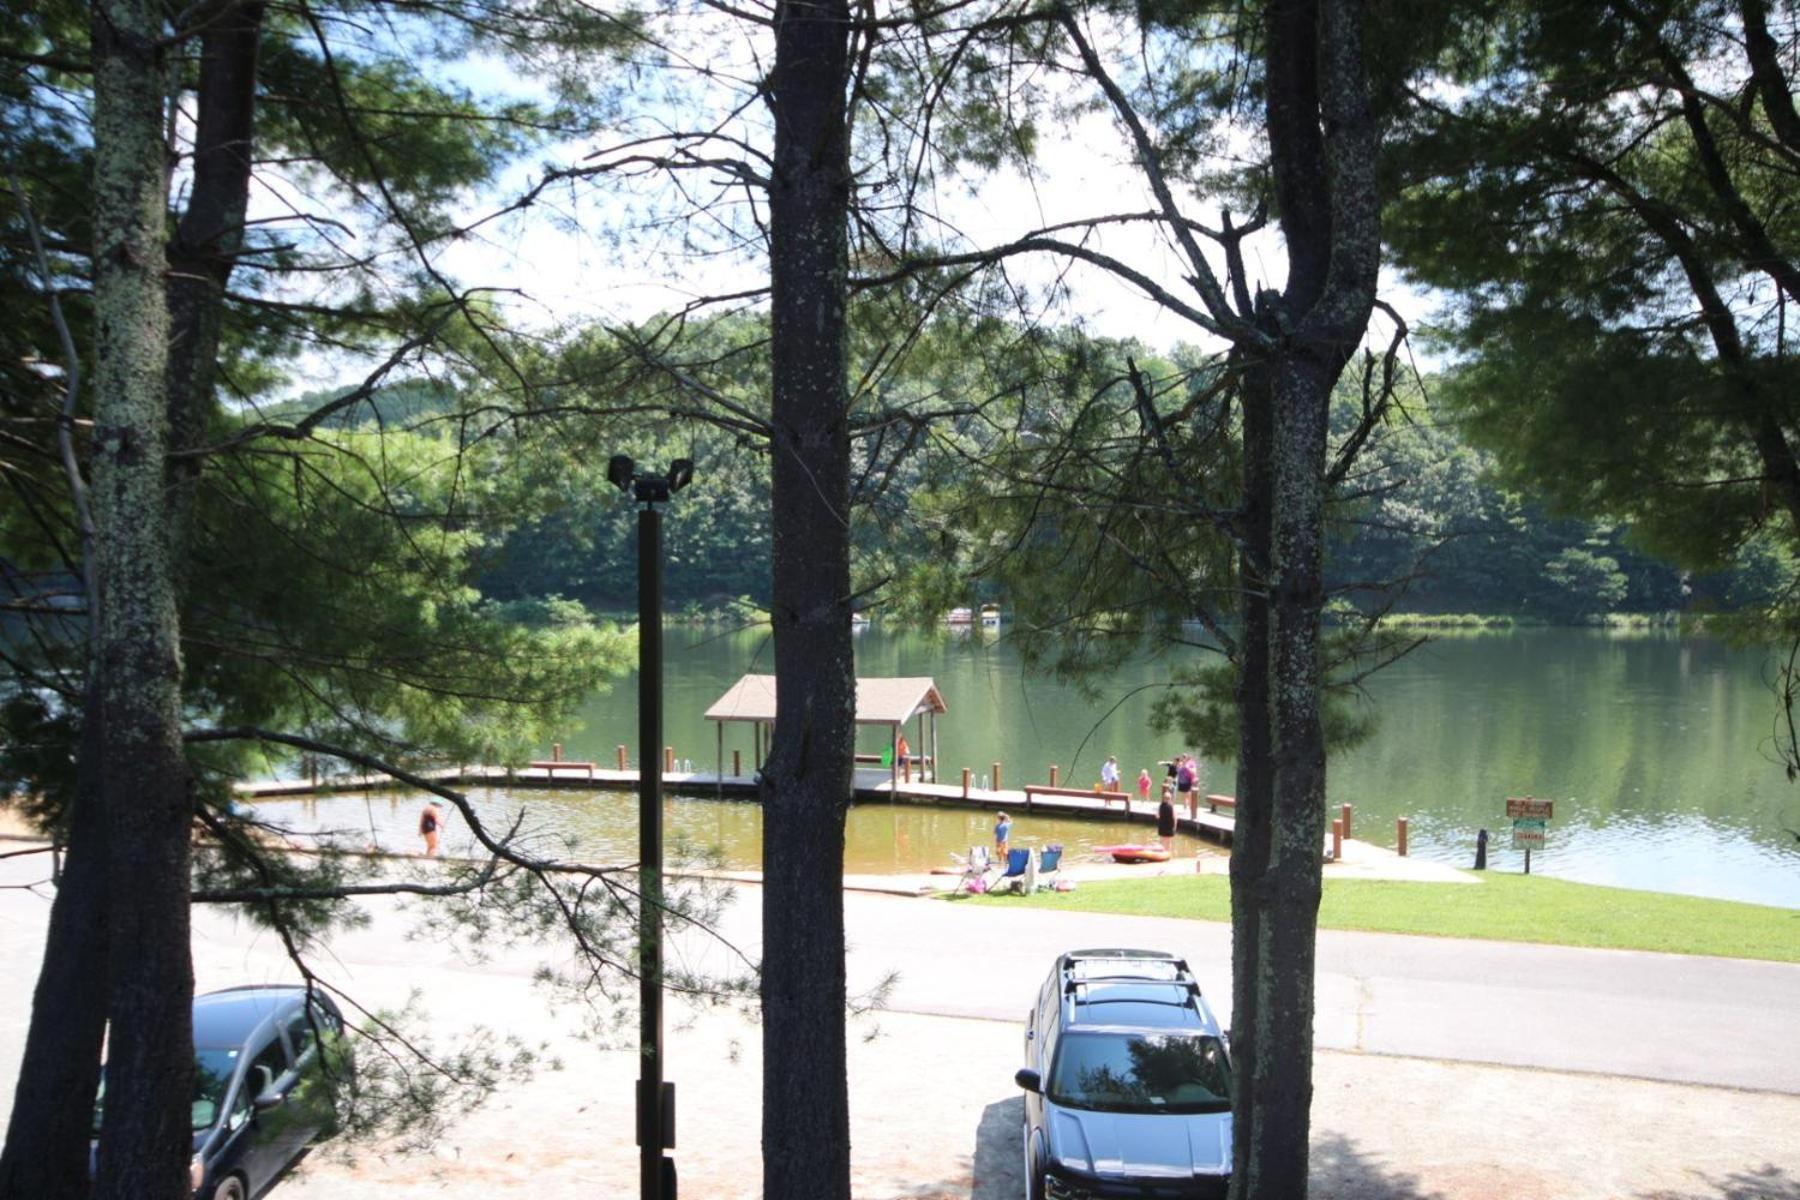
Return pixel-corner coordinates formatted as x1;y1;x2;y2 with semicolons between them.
1095;843;1171;864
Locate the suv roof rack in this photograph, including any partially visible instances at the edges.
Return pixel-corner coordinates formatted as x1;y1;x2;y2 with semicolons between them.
1059;951;1203;1003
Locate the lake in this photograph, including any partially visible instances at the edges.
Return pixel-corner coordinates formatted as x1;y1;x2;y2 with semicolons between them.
260;625;1800;908
564;624;1800;908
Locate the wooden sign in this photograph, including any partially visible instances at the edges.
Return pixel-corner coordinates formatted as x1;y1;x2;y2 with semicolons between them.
1506;797;1554;820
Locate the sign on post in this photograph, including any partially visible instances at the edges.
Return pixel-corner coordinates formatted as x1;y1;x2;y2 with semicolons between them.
1510;818;1547;849
1504;796;1553;873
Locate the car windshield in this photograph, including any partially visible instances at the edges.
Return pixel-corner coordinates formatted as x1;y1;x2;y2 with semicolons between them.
1048;1031;1231;1114
192;1048;240;1131
93;1047;240;1135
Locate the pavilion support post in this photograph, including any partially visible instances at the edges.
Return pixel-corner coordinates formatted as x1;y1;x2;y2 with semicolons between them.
716;723;723;799
890;724;898;793
930;711;938;784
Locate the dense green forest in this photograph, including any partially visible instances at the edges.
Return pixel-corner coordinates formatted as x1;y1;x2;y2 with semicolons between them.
279;346;1785;625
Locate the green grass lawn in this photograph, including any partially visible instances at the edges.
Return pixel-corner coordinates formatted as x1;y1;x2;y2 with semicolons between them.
957;872;1800;963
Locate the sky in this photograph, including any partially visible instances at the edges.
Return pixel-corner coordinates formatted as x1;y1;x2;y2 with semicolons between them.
264;12;1441;396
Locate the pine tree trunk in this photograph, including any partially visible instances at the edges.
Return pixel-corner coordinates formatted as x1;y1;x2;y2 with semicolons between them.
1228;3;1377;1195
88;0;195;1195
0;14;262;1193
759;1;854;1198
0;705;110;1200
166;0;264;567
1227;356;1273;1192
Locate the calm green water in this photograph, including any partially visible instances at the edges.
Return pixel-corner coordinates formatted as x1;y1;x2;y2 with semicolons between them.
259;789;1217;876
542;625;1800;908
258;626;1800;906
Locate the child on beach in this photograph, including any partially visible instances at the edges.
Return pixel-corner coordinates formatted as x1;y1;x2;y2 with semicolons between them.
419;801;443;857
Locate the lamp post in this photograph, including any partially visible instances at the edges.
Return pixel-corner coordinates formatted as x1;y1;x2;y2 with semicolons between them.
608;453;694;1200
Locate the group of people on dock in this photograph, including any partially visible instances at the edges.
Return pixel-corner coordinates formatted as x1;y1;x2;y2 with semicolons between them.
1097;752;1205;847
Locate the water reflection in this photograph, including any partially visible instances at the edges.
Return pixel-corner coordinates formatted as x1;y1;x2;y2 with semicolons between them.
533;626;1800;907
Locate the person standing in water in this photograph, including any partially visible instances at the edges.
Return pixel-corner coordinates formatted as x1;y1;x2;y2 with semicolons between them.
1157;786;1177;852
419;801;443;857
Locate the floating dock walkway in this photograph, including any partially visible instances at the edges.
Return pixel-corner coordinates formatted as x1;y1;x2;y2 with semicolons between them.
237;764;1240;845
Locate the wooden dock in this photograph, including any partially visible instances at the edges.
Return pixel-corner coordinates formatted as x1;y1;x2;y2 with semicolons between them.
236;764;1238;845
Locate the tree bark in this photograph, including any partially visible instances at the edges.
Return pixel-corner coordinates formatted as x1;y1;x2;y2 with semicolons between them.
166;0;265;567
88;0;195;1195
0;705;110;1200
759;2;855;1199
0;14;263;1194
1227;3;1378;1197
1227;354;1274;1190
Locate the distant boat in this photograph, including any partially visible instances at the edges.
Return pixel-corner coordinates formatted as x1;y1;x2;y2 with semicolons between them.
943;607;974;625
850;611;872;628
979;604;1002;626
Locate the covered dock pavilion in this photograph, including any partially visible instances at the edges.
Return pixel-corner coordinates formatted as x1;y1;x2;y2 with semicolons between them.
703;674;948;791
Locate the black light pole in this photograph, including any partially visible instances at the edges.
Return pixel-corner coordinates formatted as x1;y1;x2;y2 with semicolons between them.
608;454;694;1200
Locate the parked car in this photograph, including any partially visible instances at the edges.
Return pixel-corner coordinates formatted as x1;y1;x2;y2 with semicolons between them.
1015;949;1232;1200
94;984;352;1200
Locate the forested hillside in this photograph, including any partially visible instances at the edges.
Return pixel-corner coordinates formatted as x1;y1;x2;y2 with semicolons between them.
281;331;1784;623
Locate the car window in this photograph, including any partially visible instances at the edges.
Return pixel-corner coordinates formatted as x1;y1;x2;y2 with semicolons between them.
307;998;343;1037
246;1033;290;1100
193;1047;240;1131
225;1061;253;1132
283;1009;317;1064
1047;1031;1231;1115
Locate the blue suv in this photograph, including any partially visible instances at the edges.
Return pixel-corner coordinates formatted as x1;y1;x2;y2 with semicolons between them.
1015;949;1233;1199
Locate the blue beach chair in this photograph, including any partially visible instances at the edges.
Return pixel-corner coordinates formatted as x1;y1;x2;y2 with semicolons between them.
994;847;1032;893
1037;846;1062;876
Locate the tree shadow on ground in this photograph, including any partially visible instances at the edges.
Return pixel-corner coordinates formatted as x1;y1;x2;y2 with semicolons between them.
1638;1166;1800;1200
968;1095;1024;1200
879;1094;1020;1200
1309;1132;1445;1200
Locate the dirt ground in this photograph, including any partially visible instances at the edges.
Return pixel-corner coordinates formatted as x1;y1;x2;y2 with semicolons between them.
272;1001;1799;1200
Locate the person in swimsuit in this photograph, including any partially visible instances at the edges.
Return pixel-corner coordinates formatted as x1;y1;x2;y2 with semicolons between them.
1137;768;1153;810
994;811;1012;861
419;801;443;857
1157;786;1177;851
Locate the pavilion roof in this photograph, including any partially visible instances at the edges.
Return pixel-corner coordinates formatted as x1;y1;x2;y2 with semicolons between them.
702;673;946;727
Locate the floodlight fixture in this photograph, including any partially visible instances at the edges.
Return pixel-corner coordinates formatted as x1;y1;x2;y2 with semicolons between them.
607;454;636;495
667;458;695;494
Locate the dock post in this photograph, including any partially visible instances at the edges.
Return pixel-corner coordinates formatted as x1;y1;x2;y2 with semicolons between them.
991;761;1002;792
617;745;628;771
1048;764;1059;787
733;749;742;777
904;757;912;784
553;742;563;763
665;746;675;773
1397;817;1408;857
1340;802;1353;841
1331;818;1343;862
961;767;971;799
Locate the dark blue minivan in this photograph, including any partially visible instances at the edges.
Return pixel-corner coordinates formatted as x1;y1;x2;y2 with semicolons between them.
94;985;352;1199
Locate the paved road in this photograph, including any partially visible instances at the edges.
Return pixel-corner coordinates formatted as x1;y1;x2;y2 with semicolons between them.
2;852;1796;1100
697;887;1800;1094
